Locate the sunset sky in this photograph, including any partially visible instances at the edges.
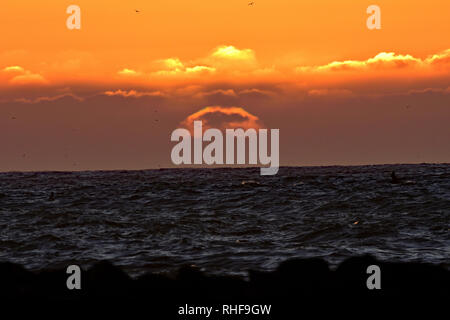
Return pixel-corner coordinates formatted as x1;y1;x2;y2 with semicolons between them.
1;0;449;171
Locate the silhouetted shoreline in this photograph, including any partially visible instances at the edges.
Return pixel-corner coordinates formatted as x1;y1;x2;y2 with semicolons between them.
1;255;448;316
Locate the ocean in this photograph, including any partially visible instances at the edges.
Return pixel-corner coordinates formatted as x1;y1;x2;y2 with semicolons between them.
0;164;448;277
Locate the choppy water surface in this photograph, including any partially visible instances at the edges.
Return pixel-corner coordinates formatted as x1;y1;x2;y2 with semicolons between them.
0;164;449;276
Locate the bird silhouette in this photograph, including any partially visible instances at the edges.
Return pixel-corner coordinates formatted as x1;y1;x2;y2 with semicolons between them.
248;2;255;6
135;9;140;13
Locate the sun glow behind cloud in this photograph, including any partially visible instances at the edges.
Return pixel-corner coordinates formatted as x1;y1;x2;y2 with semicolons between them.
182;106;264;132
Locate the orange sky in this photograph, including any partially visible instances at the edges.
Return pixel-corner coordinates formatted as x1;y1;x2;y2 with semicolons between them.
1;0;450;83
0;1;449;171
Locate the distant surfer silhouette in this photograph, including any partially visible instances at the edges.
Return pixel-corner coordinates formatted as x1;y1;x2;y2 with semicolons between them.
391;171;400;184
391;171;401;183
391;171;416;185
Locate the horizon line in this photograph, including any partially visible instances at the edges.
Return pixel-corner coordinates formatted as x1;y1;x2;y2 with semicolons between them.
1;162;449;174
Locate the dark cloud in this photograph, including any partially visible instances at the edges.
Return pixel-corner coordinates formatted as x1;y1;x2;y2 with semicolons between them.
0;83;449;171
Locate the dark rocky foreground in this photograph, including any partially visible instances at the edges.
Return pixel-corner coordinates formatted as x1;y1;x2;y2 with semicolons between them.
1;255;448;317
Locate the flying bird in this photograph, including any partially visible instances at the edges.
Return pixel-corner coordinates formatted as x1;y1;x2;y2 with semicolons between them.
135;9;140;13
248;2;255;6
